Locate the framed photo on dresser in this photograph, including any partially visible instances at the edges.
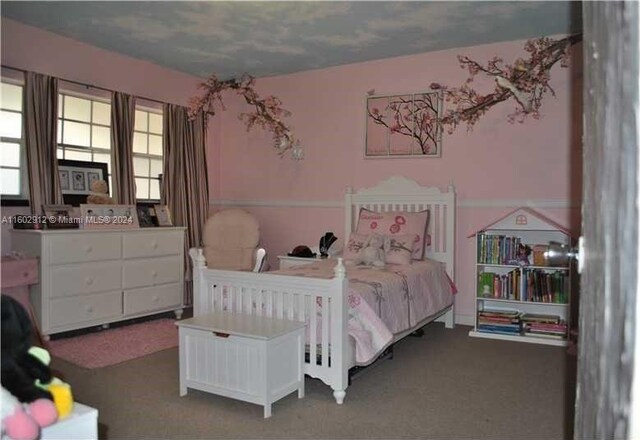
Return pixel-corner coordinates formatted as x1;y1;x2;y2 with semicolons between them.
154;205;173;226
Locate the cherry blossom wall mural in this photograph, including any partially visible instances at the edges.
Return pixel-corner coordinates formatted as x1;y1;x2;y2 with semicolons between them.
365;34;582;158
188;73;302;159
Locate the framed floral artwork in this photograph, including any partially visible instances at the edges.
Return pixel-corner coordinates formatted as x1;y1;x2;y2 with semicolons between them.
365;91;443;158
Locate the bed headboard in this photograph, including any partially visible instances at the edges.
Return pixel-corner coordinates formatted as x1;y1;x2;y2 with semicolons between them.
344;176;456;279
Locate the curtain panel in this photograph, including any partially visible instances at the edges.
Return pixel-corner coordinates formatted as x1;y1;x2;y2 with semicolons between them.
111;92;137;204
23;72;63;213
162;104;209;305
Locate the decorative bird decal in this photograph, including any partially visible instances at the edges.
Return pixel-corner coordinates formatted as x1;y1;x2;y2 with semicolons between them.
495;76;532;113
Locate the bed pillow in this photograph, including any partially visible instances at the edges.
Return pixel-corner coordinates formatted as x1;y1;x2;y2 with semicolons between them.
356;208;429;259
385;234;418;265
343;232;369;260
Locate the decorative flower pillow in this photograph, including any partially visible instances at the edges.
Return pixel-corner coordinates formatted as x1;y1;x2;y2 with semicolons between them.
343;233;369;260
385;234;418;265
355;208;429;260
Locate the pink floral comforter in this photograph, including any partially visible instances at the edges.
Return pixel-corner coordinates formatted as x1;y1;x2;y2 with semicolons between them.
273;258;456;365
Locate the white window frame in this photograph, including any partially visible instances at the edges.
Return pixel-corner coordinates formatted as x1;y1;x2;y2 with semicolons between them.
133;105;163;202
0;77;28;202
57;90;112;180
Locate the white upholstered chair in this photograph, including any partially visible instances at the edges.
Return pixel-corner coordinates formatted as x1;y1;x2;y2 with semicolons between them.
202;209;267;272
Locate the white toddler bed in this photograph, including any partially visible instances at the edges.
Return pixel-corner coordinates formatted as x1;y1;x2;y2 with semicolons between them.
189;176;456;405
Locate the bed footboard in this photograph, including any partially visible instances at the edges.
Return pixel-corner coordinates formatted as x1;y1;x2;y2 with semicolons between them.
189;248;350;404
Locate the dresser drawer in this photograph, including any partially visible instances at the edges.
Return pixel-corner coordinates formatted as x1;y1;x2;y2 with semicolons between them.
123;283;182;315
123;232;183;259
48;234;121;265
49;291;122;328
50;262;122;298
122;256;181;289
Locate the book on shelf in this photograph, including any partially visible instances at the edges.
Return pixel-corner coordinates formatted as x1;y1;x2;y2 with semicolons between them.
521;313;562;324
478;309;521;319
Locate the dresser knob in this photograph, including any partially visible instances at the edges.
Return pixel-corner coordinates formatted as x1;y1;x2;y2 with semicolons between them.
84;245;93;253
152;241;159;249
85;305;93;313
151;271;158;278
152;295;159;303
85;278;94;286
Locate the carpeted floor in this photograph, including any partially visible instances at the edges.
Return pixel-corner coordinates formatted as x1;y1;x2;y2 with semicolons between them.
50;323;576;439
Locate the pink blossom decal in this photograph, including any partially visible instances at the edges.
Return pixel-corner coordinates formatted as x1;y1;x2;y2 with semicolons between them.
348;294;361;308
395;216;406;225
370;221;378;230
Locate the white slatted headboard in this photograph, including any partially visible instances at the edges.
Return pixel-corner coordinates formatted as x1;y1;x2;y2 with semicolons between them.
344;176;456;279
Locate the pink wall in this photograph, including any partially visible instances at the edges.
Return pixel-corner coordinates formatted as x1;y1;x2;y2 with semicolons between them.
0;18;220;253
0;18;582;322
212;37;583;322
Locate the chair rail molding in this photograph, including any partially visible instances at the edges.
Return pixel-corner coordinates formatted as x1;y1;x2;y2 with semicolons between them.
209;198;580;209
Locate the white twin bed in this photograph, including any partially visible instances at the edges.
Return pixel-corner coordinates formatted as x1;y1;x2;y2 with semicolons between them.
189;176;456;404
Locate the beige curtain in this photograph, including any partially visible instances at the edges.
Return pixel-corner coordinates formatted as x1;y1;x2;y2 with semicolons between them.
111;92;136;204
24;72;62;213
162;104;209;305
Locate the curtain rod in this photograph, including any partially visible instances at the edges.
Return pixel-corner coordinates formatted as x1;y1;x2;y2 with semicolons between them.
1;64;170;107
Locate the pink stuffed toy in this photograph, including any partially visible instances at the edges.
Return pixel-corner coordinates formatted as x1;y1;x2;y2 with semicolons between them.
1;387;57;440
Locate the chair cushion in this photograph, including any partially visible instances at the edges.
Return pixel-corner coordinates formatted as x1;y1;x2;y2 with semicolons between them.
203;209;260;270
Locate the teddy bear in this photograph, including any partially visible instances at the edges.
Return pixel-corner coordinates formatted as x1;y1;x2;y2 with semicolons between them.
86;179;113;204
351;233;390;267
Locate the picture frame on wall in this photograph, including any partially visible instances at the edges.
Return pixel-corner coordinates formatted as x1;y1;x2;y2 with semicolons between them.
365;91;443;158
154;205;173;226
57;159;109;206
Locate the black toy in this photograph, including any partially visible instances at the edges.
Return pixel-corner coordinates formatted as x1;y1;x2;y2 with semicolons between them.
1;295;53;403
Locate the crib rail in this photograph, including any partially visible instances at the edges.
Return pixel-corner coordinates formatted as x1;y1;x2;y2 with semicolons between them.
189;248;350;403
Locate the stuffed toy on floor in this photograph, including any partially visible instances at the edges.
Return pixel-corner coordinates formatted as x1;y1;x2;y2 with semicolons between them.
1;295;74;438
1;386;57;440
1;295;53;403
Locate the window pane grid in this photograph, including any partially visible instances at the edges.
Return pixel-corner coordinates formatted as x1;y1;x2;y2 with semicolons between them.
58;93;112;159
0;81;25;199
134;108;162;201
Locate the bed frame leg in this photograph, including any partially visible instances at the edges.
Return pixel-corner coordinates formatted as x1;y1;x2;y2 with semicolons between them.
333;389;346;405
444;307;455;329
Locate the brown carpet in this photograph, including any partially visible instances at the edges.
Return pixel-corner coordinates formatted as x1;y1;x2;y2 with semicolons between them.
51;324;576;439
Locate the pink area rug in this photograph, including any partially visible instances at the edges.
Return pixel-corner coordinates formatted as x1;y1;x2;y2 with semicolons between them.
48;319;178;369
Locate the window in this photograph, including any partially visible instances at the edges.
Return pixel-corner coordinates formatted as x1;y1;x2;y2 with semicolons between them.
133;108;163;201
57;92;112;189
0;80;27;200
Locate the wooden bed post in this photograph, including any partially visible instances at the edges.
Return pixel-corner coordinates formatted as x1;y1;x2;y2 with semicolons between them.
188;248;207;316
330;258;349;404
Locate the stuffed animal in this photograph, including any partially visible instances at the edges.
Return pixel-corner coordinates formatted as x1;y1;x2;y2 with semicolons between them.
1;295;53;404
86;179;113;204
1;386;57;440
352;233;390;267
30;347;73;419
1;295;73;427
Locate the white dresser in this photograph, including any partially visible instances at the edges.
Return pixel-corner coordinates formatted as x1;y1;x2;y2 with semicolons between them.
11;227;186;338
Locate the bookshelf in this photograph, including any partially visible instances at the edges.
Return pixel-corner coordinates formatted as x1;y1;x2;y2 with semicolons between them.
468;208;573;347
